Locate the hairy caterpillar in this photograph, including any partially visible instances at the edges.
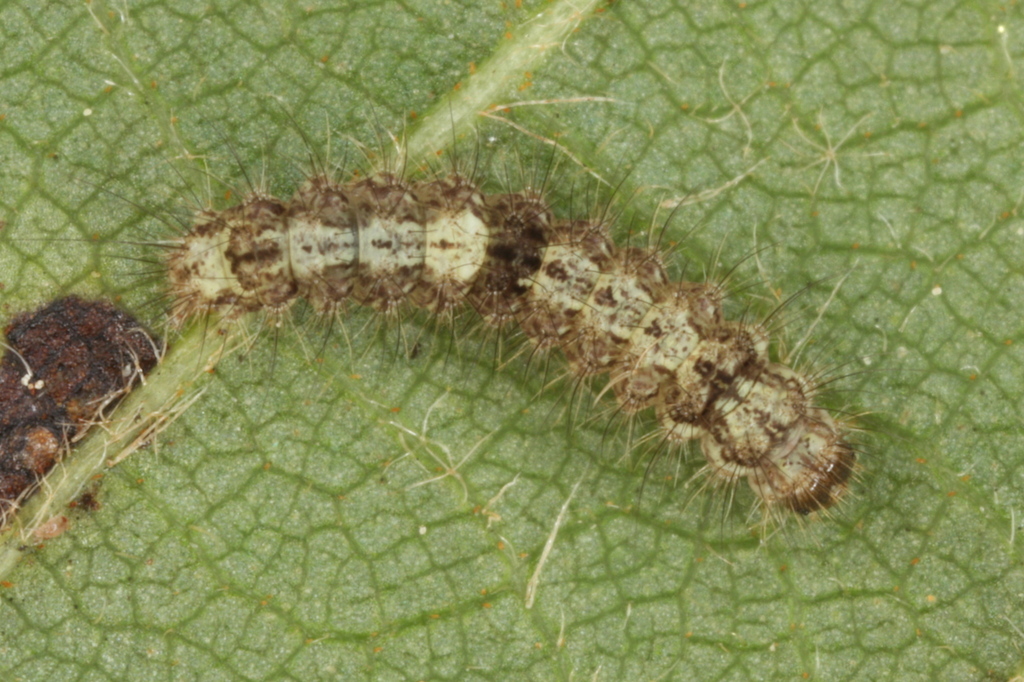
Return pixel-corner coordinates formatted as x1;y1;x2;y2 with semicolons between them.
163;162;856;518
0;297;160;528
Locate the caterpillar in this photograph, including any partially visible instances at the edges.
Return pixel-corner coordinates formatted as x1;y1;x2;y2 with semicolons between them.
164;166;857;518
0;297;161;528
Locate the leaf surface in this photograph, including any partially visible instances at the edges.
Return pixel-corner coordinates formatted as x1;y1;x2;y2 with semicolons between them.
1;0;1023;680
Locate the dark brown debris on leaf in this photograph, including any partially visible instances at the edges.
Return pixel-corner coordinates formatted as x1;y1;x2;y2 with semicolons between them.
0;296;161;528
69;489;101;513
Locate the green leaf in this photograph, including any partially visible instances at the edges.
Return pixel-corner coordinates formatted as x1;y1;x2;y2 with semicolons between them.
2;0;1024;679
